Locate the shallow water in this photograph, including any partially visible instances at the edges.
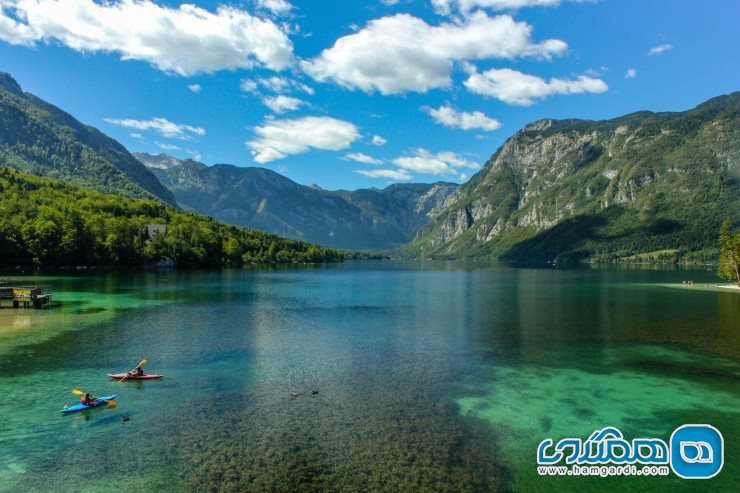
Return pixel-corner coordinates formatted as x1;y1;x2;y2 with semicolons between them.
0;262;737;492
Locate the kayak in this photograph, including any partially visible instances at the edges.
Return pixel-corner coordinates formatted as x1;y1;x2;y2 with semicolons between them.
61;394;116;414
108;373;164;380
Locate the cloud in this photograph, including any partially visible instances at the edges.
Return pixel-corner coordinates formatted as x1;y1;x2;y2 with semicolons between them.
423;104;501;131
432;0;596;14
0;0;293;76
262;95;304;113
625;68;637;79
392;148;479;175
156;141;181;151
371;135;387;146
240;79;259;93
105;117;205;140
130;133;143;140
584;66;608;77
240;75;314;95
344;152;383;165
188;84;201;93
647;43;673;56
256;0;292;15
302;11;567;94
248;116;360;163
355;169;412;180
464;66;607;106
381;0;400;5
258;76;294;93
239;79;259;94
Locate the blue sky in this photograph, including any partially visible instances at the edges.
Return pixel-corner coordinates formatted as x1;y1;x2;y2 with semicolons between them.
0;0;737;190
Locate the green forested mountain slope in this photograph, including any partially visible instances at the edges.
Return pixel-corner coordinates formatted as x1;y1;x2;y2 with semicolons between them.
0;73;176;205
406;93;740;262
0;167;345;268
135;152;457;250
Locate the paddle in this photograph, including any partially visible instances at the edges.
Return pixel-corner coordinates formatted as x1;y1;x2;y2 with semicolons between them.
71;389;116;407
119;358;147;383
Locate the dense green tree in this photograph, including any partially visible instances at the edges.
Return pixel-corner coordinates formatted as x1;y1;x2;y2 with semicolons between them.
0;167;358;268
718;219;740;285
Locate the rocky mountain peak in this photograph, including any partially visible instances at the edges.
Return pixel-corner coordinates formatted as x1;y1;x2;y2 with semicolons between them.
0;73;23;96
523;119;553;132
405;93;739;262
134;152;183;169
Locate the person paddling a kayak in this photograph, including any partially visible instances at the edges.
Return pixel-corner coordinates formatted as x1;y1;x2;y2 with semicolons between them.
63;391;116;413
80;392;97;406
132;365;144;377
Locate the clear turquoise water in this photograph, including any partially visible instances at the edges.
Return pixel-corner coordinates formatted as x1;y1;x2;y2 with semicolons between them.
0;263;737;492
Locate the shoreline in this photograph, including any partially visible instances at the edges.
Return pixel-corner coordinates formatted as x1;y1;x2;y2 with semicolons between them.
660;282;740;293
715;284;740;292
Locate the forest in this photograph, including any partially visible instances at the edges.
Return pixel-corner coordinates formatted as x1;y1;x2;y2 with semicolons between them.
0;167;350;268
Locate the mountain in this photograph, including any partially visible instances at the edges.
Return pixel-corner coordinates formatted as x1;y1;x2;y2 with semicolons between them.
406;93;740;263
135;152;457;250
0;166;345;268
0;73;176;205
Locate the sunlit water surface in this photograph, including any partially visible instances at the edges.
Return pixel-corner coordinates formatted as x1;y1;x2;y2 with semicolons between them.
0;262;737;492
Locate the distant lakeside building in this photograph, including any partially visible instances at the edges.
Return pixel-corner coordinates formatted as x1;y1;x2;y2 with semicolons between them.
146;224;167;240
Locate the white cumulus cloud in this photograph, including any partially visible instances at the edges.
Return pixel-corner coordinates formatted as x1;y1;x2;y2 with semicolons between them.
432;0;596;15
464;66;607;106
344;152;383;165
248;116;360;163
256;0;292;15
105;117;205;140
647;43;673;56
188;84;201;93
262;95;304;114
302;11;567;94
371;135;387;146
423;104;501;131
355;169;412;180
392;148;479;175
625;68;637;79
0;0;293;76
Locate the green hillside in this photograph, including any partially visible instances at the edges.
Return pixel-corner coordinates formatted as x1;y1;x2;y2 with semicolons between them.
0;167;346;268
0;73;176;205
406;93;740;263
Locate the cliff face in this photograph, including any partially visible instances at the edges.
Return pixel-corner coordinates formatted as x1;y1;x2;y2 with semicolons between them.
135;153;457;251
407;93;740;261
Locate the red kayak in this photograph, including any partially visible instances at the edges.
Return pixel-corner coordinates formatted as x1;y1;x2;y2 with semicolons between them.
108;373;164;380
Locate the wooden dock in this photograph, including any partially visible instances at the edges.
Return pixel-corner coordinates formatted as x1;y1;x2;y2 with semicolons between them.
0;278;51;309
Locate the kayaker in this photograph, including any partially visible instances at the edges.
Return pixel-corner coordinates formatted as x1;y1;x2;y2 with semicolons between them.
132;365;144;377
81;392;97;406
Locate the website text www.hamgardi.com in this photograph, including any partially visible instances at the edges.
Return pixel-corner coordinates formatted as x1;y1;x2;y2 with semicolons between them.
538;464;669;477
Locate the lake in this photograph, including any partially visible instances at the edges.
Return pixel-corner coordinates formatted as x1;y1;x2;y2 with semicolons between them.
0;262;737;492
